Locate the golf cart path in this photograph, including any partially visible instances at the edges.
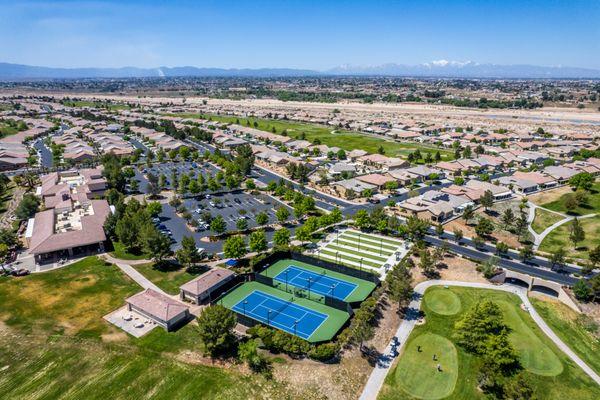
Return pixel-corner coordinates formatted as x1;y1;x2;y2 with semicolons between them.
101;254;166;295
533;212;597;249
358;280;600;400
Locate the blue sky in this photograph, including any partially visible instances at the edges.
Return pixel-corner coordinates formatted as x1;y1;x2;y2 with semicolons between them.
0;0;598;70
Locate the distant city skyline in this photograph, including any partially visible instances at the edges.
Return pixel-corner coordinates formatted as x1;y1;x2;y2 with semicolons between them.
1;0;599;70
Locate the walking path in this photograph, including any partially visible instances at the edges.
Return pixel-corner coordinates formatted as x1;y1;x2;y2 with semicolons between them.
100;254;166;294
359;280;600;400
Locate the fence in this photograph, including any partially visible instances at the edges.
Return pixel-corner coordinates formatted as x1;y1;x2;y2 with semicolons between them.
254;271;353;315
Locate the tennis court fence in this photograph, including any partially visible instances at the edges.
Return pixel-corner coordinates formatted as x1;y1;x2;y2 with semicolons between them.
254;273;353;315
253;251;381;284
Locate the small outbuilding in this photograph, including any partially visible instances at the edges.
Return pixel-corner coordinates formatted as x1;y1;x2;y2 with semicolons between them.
126;289;190;331
179;268;236;304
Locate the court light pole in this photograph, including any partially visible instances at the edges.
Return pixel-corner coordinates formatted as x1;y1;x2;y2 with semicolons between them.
380;238;383;256
360;257;363;272
285;269;289;292
308;277;312;299
267;310;271;325
294;320;298;336
243;300;248;316
330;284;335;299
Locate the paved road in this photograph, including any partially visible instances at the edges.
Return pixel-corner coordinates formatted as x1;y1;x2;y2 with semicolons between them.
359;280;600;400
32;139;53;168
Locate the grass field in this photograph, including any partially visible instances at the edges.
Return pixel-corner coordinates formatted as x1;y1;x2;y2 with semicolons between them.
531;207;565;234
0;122;18;138
62;100;131;111
379;286;600;400
530;296;600;375
542;183;600;216
539;215;600;260
132;262;206;295
168;113;454;161
109;240;148;260
0;256;289;399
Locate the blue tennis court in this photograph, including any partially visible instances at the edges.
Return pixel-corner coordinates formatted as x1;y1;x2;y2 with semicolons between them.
232;290;328;339
273;265;358;300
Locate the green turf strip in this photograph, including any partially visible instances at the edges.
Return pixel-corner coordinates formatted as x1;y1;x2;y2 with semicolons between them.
318;249;382;268
332;238;395;256
341;231;403;248
324;244;389;263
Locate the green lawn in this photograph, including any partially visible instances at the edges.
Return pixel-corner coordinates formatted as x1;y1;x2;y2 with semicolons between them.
531;207;565;234
109;240;148;260
132;262;207;295
542;183;600;216
379;286;600;400
167;113;454;160
424;287;462;316
539;215;600;260
530;296;600;375
318;248;382;268
62;100;131;111
0;256;291;399
0;122;18;138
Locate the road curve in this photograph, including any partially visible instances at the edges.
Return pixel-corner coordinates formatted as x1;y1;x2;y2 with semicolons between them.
358;280;600;400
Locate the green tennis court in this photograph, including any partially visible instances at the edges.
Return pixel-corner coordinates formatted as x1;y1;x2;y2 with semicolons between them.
261;258;376;303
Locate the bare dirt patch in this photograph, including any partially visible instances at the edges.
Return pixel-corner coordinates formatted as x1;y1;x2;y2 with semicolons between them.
411;253;487;284
528;186;572;206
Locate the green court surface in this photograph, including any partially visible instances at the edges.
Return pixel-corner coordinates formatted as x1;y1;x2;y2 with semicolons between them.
392;332;458;400
318;249;382;268
261;259;376;303
324;243;390;262
218;281;350;342
424;287;462;316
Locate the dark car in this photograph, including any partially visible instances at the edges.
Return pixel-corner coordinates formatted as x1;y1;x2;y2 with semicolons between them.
12;268;30;277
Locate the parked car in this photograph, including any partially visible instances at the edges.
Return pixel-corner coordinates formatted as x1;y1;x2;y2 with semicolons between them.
11;268;30;277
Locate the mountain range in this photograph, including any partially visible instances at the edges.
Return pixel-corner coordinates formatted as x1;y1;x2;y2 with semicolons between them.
1;61;599;80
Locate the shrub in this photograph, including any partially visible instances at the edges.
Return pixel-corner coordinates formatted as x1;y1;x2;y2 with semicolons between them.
308;342;339;361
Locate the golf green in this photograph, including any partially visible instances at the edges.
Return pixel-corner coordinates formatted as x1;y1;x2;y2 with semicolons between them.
393;332;458;400
424;287;462;316
497;301;563;376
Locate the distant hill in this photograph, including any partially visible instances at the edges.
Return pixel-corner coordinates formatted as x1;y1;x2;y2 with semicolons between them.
1;61;599;80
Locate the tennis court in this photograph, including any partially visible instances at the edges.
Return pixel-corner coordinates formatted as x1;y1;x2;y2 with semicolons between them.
232;290;327;339
273;265;357;301
219;281;350;342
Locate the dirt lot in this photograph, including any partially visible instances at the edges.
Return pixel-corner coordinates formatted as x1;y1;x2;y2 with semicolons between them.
445;201;526;249
528;186;573;206
411;253;487;284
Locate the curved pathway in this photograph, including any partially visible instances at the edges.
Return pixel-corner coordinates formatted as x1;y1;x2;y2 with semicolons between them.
359;280;600;400
534;212;597;249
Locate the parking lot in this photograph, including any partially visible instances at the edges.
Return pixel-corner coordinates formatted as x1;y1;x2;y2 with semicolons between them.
135;160;221;191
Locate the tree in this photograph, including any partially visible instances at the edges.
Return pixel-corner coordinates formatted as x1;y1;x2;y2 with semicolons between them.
475;217;494;237
454;301;507;354
255;212;268;226
176;236;201;270
15;194;40;220
503;373;537;400
146;201;162;217
550;248;566;271
480;190;494;211
352;315;374;352
142;227;172;264
573;279;591;301
249;230;268;253
453;228;463;243
569;172;594;191
589;245;600;267
501;208;515;228
564;194;578;212
419;249;437;278
295;225;312;244
435;223;444;237
273;228;291;247
462;205;475;224
354;209;370;230
386;263;413;312
495;241;509;255
210;215;227;234
569;217;585;249
223;235;247;259
478;255;500;279
197;305;237;358
275;207;289;223
519;244;533;261
146;172;161;198
238;339;270;374
406;216;430;241
330;207;343;224
236;218;248;231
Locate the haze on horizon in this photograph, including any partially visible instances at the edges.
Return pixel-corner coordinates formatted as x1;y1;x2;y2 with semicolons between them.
0;0;599;70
